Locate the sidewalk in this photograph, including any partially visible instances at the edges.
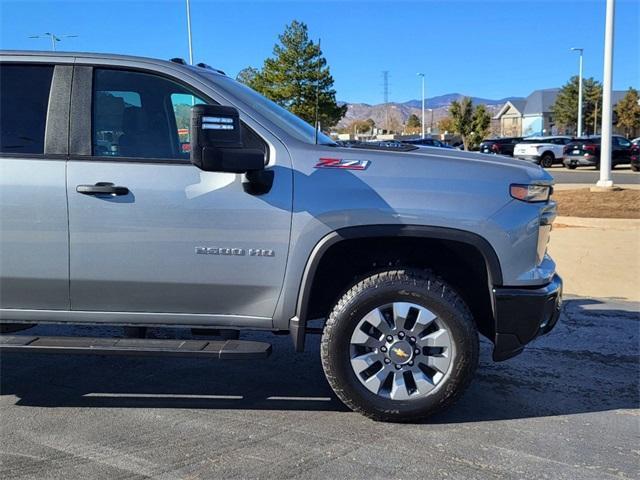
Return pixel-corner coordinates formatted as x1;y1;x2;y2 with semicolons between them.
554;183;640;190
549;216;640;302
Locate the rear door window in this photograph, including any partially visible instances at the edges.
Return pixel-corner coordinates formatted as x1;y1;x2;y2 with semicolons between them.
0;64;54;154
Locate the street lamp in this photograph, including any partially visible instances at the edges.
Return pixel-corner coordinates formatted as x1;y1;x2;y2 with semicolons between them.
596;0;616;189
570;47;584;137
417;73;425;139
29;33;77;51
186;0;194;65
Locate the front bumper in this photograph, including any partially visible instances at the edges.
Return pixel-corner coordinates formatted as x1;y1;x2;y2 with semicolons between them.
492;274;562;361
516;154;542;163
563;155;596;167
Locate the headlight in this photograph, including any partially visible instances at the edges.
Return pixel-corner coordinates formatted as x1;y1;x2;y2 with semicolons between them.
510;184;552;203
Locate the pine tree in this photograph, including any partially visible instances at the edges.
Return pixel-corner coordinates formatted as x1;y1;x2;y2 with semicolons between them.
552;76;602;134
449;97;473;150
470;104;491;148
243;21;346;128
406;114;421;128
236;67;259;86
449;97;489;150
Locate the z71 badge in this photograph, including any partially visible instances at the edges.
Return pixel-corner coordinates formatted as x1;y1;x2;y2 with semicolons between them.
315;158;371;170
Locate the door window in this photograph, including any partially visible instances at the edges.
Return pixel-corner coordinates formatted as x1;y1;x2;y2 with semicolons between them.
92;69;205;160
0;64;54;154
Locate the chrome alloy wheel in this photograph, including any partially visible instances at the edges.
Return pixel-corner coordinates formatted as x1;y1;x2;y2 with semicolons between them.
349;302;454;400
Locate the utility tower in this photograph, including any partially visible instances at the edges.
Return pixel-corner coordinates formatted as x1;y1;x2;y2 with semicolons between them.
382;71;390;131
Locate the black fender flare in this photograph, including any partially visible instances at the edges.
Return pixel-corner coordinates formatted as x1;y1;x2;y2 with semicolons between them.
290;224;502;351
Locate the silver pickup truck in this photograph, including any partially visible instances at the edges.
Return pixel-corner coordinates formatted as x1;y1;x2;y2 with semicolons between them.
0;51;562;422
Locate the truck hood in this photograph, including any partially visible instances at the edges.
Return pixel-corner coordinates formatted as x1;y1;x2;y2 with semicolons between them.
356;145;554;185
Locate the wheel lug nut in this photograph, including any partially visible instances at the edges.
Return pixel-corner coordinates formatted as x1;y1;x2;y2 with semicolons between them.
384;358;391;364
410;337;416;343
386;335;393;342
395;365;402;370
398;332;405;339
409;361;414;366
380;346;387;352
414;348;421;355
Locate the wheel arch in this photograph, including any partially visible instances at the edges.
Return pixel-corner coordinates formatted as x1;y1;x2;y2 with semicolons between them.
290;225;502;351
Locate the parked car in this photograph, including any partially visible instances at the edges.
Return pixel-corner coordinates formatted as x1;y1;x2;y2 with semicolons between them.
631;144;640;172
631;137;640;146
335;139;363;148
563;135;635;169
403;138;455;149
0;51;561;422
479;137;523;156
513;136;573;168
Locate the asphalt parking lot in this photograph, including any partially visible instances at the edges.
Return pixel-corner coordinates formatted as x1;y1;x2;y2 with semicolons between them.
1;296;638;480
548;165;639;184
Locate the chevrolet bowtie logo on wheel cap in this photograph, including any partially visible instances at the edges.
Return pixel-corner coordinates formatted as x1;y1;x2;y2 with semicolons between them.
392;347;410;358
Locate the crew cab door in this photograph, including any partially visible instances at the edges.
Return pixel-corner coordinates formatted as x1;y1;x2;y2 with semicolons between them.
66;66;292;323
0;62;71;311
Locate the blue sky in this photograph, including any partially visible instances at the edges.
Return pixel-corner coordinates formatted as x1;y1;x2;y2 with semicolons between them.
1;0;638;104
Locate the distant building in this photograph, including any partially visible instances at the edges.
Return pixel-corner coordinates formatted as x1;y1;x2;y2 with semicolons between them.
493;88;628;137
494;89;559;137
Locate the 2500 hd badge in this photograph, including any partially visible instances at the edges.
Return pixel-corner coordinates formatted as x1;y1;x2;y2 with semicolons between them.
195;247;275;257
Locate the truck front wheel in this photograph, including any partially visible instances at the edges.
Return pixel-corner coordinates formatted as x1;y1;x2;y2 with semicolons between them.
321;269;478;422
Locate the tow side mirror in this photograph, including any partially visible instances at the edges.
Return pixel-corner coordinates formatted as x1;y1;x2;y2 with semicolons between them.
190;104;264;173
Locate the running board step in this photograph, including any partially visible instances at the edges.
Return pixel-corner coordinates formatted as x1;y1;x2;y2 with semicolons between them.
0;335;271;359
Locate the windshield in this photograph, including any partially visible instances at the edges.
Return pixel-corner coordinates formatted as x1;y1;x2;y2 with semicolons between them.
203;72;336;146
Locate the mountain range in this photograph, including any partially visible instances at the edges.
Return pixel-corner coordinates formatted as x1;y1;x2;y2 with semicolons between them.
337;93;524;129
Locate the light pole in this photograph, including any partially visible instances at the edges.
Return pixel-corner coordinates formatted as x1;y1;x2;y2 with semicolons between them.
29;33;77;51
570;47;584;137
596;0;616;189
186;0;194;65
417;73;425;139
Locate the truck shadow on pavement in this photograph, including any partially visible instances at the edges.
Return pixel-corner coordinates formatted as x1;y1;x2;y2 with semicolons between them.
1;297;638;423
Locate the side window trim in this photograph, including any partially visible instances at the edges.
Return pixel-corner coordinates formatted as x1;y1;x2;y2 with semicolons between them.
44;65;73;156
69;65;93;156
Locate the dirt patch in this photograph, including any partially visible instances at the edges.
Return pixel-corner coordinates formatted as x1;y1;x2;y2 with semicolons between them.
553;188;640;219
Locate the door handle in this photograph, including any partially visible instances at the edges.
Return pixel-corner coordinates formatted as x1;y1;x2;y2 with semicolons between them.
76;182;129;196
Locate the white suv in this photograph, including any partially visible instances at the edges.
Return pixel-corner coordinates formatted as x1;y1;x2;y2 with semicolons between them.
514;136;573;168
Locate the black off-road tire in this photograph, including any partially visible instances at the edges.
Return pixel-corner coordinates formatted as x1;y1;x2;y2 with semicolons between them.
320;269;479;422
